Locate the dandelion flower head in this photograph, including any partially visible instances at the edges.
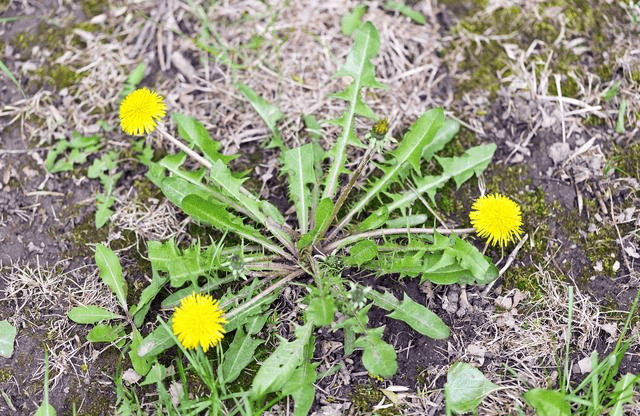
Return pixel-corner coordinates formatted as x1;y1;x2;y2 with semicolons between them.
119;88;166;135
470;193;523;247
172;292;227;352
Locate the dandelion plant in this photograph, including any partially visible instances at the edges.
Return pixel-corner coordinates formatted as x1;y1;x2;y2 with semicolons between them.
68;20;518;415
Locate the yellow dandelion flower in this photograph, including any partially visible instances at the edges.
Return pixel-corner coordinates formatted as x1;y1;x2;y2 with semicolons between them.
119;88;166;135
470;193;523;247
371;117;389;137
172;292;227;352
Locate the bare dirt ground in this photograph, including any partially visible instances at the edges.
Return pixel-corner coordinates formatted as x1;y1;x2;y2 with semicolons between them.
0;0;639;415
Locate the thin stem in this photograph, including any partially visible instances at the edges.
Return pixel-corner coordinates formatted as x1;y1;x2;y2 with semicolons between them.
245;261;299;273
482;233;529;296
158;126;214;171
410;183;449;230
320;141;376;242
323;227;475;254
157;125;297;257
224;269;305;320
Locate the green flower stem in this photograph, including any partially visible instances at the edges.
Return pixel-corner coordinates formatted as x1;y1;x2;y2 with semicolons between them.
323;227;475;254
318;141;376;242
157;126;297;256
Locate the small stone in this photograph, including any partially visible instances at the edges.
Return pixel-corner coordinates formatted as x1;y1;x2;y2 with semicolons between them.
612;261;620;272
548;142;571;165
593;261;603;272
495;295;512;310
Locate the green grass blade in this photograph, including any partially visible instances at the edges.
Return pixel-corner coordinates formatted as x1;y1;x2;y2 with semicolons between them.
610;374;637;416
0;60;24;97
35;350;57;416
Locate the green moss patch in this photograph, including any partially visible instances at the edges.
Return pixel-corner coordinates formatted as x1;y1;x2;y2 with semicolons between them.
445;0;627;101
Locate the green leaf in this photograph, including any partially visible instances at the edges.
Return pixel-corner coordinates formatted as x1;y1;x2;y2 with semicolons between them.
67;305;122;324
437;143;497;189
342;109;444;226
147;239;220;288
182;194;287;257
137;321;175;358
523;388;571;416
95;193;115;229
127;62;145;85
324;21;386;199
383;1;425;24
45;132;101;173
172;112;236;165
385;214;429;228
341;4;367;35
34;403;57;416
423;118;460;161
86;323;125;343
303;114;323;140
0;320;17;358
298;197;334;249
207;159;290;238
344;239;378;266
284;361;318;416
386;143;496;212
223;283;280;333
157;172;211;207
446;233;498;284
306;295;336;326
251;322;313;398
616;98;628;133
611;374;637;416
445;362;500;414
132;267;169;326
245;314;269;335
354;327;397;378
140;362;167;386
129;328;152;376
601;79;622;102
366;289;449;339
120;62;145;99
365;233;497;285
356;206;389;232
95;244;128;312
221;326;265;383
282;144;319;234
236;82;284;148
